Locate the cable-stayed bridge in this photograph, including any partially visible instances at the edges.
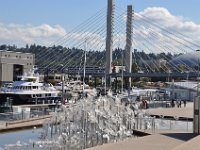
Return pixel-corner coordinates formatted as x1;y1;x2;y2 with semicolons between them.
34;0;200;82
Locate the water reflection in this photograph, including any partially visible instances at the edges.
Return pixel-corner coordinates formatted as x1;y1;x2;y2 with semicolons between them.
0;128;41;148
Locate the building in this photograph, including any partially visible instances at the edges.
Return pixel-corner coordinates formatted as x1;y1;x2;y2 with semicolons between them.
166;81;198;101
0;50;35;84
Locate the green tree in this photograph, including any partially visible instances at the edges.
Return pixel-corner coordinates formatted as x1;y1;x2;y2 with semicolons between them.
132;62;139;73
177;64;185;72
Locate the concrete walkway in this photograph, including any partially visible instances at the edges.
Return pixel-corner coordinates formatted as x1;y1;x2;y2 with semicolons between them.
87;133;197;150
0;115;51;132
87;102;199;150
146;102;193;118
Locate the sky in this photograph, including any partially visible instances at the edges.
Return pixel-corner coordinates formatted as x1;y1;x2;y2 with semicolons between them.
0;0;200;49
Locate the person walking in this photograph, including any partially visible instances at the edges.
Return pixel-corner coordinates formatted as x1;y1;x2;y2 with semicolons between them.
183;100;186;107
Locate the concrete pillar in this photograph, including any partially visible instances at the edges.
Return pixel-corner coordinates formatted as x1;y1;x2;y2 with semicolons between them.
105;0;114;74
194;96;200;134
125;5;133;88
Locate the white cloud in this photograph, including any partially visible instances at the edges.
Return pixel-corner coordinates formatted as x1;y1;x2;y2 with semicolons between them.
0;22;106;50
65;32;106;50
0;7;200;54
133;7;200;54
0;23;66;47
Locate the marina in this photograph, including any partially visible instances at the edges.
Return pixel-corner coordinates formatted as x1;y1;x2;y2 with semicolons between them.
0;0;200;149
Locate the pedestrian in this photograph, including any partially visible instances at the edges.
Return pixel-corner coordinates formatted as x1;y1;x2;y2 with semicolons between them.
176;100;179;108
183;100;186;107
179;100;182;108
171;99;175;107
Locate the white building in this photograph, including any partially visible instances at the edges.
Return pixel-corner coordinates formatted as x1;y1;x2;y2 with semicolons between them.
166;81;198;101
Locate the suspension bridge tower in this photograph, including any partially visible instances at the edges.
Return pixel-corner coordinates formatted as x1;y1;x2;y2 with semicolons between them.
125;5;133;89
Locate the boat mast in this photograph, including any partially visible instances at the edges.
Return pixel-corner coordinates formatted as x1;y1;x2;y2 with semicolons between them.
83;40;87;92
121;50;124;93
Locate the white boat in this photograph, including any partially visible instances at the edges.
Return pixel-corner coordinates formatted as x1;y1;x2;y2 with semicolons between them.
0;69;61;105
54;82;69;91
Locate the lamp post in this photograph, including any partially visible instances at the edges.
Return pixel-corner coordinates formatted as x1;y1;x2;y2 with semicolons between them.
60;64;64;104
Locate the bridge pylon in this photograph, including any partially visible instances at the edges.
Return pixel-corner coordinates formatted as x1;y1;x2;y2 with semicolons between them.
125;5;133;89
105;0;114;75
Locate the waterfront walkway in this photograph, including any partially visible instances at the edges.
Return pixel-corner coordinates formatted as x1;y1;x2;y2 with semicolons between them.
0;115;51;132
146;102;193;119
87;102;199;150
0;102;198;149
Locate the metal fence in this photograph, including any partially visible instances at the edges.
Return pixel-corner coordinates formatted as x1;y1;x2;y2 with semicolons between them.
133;116;193;134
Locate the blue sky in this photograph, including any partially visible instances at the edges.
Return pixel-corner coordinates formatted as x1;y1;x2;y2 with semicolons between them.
0;0;200;48
0;0;199;29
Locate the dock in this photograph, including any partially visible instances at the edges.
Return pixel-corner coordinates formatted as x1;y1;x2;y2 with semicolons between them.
0;115;51;133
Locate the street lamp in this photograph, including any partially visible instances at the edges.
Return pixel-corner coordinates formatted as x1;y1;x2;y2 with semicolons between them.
60;64;65;105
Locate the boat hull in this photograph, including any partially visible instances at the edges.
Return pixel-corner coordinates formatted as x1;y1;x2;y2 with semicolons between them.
0;93;61;105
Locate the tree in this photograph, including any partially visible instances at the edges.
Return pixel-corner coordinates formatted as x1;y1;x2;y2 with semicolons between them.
177;64;185;72
132;62;139;73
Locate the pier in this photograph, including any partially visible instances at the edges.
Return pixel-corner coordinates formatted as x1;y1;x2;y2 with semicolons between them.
0;115;51;133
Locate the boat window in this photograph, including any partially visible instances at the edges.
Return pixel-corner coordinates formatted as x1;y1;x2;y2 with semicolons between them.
55;76;61;79
45;93;51;96
36;94;42;97
33;86;37;89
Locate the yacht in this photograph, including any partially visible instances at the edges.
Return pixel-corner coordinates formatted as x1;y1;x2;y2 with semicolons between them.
0;69;61;105
54;80;91;100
